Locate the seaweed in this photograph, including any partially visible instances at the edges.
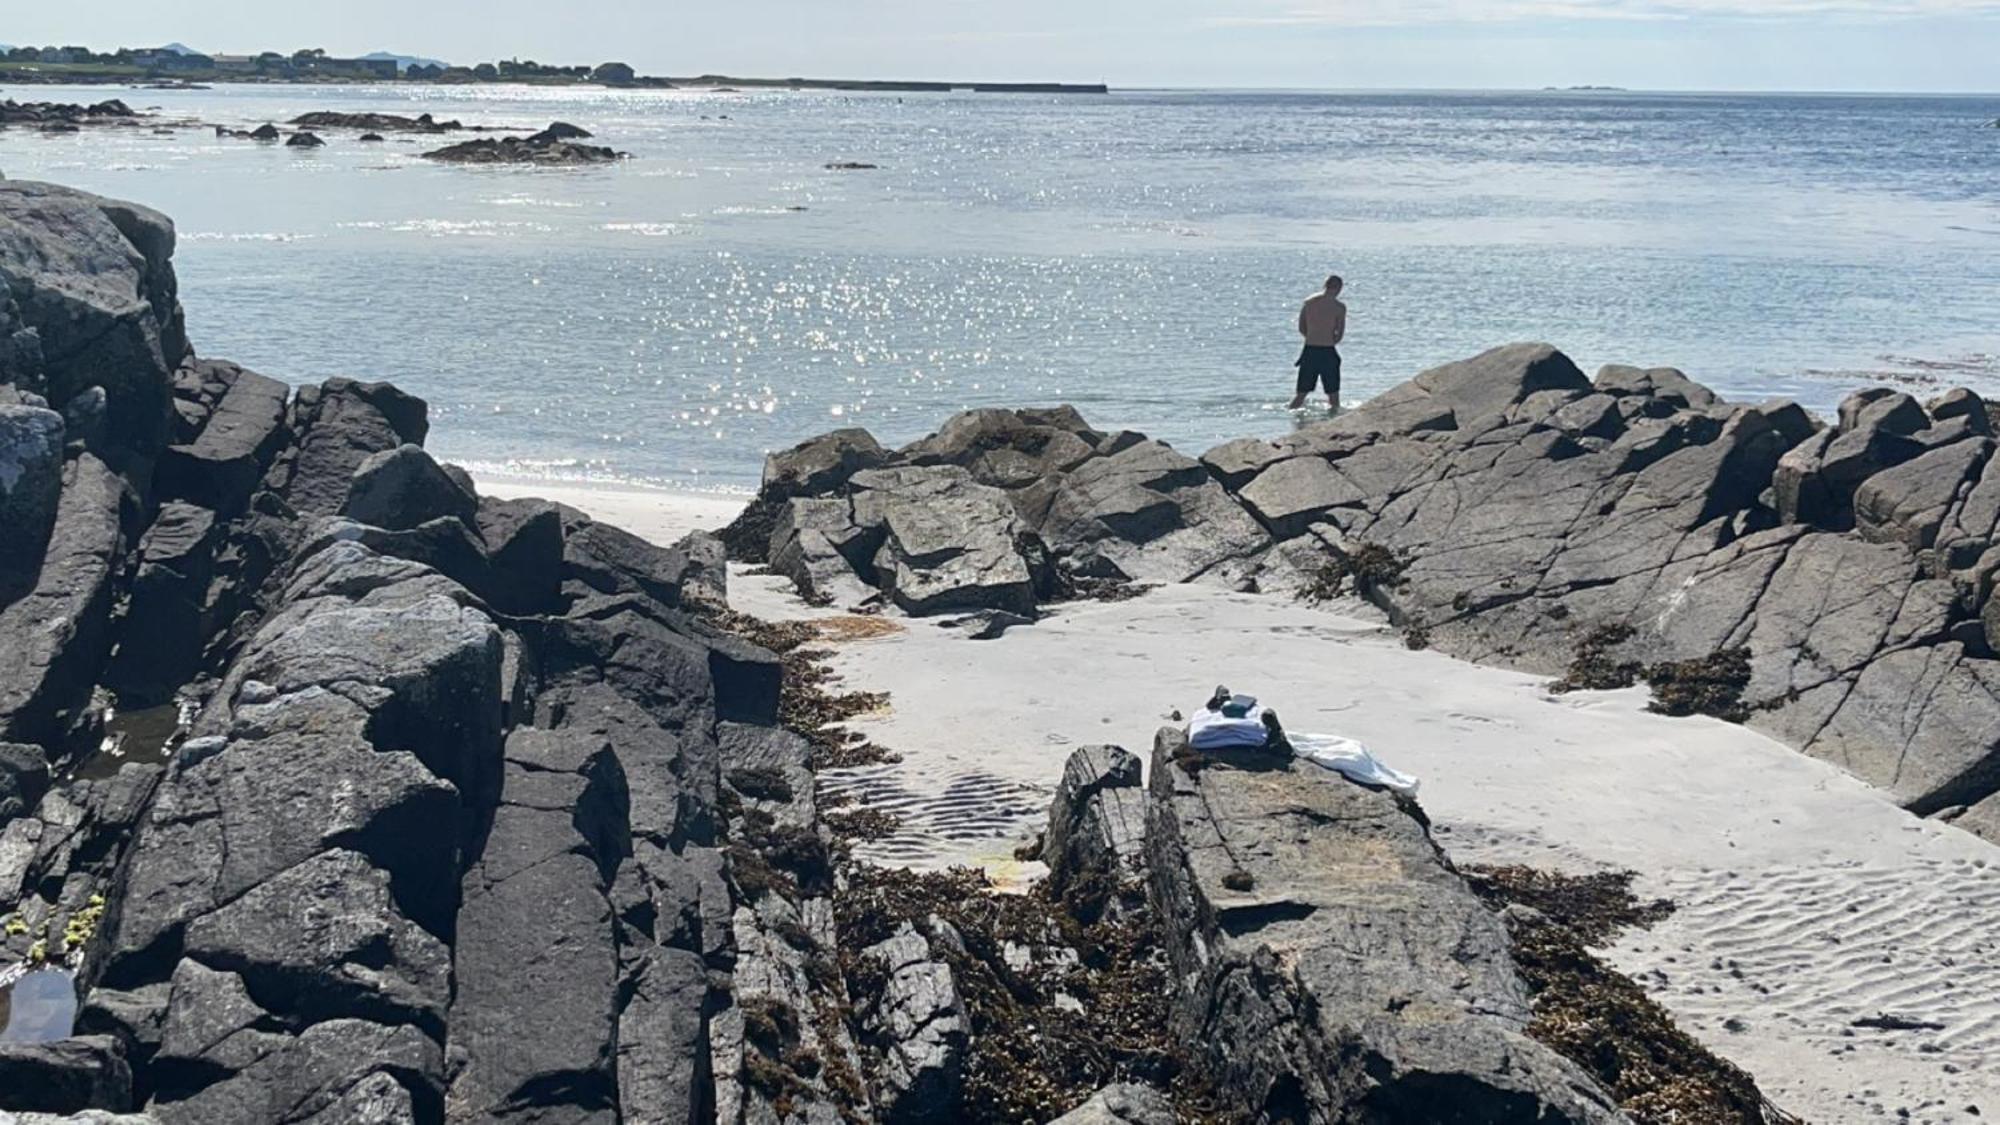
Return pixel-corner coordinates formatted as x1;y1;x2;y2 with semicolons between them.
1549;624;1642;694
832;864;1243;1124
1464;865;1799;1125
1301;541;1410;603
1643;647;1752;722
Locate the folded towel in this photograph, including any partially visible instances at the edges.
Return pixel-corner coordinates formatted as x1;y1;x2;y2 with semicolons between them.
1189;703;1272;750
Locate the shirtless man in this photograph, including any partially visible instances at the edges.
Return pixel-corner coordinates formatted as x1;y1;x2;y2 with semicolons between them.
1291;275;1346;410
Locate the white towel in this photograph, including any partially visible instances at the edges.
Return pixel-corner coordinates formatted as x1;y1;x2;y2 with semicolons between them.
1188;704;1271;750
1290;733;1420;796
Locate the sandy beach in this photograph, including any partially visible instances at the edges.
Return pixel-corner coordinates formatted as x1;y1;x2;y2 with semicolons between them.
493;474;2000;1124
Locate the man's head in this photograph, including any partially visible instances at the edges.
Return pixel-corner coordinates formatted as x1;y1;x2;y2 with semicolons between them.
1325;275;1344;295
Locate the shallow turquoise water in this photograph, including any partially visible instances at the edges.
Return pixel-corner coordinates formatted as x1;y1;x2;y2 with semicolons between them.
2;83;1996;490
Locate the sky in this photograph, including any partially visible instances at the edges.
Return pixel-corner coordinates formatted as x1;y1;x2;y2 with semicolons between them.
5;1;1999;92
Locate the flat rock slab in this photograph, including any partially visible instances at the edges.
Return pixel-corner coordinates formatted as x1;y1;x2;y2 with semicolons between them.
1145;727;1622;1123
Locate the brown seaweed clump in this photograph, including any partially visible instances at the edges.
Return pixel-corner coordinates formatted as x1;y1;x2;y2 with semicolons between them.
1549;623;1642;694
833;865;1244;1125
1642;647;1752;722
1464;865;1799;1125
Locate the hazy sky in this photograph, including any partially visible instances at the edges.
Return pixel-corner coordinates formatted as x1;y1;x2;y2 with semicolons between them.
7;1;1999;92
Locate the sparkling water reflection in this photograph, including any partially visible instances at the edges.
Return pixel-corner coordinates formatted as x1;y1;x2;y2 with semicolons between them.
2;83;1995;490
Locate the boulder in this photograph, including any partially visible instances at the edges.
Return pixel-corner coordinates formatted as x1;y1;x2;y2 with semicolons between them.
343;444;478;532
766;497;879;608
0;1037;133;1114
857;923;966;1122
1853;438;1992;549
283;132;323;148
1236;455;1347;539
179;849;452;1035
1367;342;1591;432
1592;364;1720;411
445;728;625;1123
146;1017;441;1125
0;404;65;595
0;182;187;457
762;427;888;501
1144;726;1622;1122
0;741;48;821
1779;392;1949;529
153;361;288;518
1039;439;1270;583
854;466;1041;615
1040;746;1147;919
1929;388;1992;435
1046;1084;1175;1125
103;502;220;705
898;407;1100;489
0;455;128;746
273;378;428;517
471;497;566;614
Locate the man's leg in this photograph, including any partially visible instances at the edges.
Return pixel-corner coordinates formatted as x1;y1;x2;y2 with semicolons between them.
1289;358;1313;409
1325;349;1342;411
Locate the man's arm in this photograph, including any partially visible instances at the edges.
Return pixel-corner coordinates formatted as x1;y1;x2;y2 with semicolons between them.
1298;302;1310;338
1331;302;1346;345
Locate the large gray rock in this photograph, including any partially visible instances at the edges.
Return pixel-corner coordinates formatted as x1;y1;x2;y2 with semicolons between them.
1039;439;1270;583
0;181;187;457
1775;390;1931;529
103;502;220;705
853;466;1042;615
0;404;65;595
762;426;887;499
270;378;427;517
1144;726;1622;1123
0;454;127;746
1360;342;1590;432
767;497;880;608
0;741;48;822
0;1036;133;1114
1040;745;1147;920
180;849;452;1035
342;444;478;533
153;361;288;518
445;728;626;1124
1853;437;1992;549
1593;364;1720;412
856;924;966;1123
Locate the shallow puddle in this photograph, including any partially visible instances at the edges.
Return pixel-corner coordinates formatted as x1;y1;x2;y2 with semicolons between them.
0;967;77;1043
73;699;192;781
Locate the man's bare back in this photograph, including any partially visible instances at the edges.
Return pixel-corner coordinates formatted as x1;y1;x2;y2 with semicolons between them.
1291;275;1346;409
1298;291;1346;347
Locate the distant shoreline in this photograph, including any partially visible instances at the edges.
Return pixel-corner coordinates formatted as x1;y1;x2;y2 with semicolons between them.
0;66;1108;96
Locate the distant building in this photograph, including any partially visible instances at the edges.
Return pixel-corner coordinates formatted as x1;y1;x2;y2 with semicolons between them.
406;63;445;80
592;61;636;86
209;54;257;74
130;47;212;71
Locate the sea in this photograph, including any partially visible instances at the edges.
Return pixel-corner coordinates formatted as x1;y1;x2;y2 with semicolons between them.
2;82;1997;492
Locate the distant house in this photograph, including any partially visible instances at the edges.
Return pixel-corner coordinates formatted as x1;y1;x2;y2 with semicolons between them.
343;57;399;79
592;61;636;86
209;54;257;74
406;63;445;80
130;47;213;71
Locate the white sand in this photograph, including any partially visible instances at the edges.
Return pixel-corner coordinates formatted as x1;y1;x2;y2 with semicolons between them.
488;477;1999;1124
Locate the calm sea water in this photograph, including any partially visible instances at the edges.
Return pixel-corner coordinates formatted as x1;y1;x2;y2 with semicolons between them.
2;83;1997;491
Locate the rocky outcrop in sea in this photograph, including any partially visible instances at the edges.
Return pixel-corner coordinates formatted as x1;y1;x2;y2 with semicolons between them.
0;176;1810;1122
422;124;620;166
724;345;2000;845
0;100;140;132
